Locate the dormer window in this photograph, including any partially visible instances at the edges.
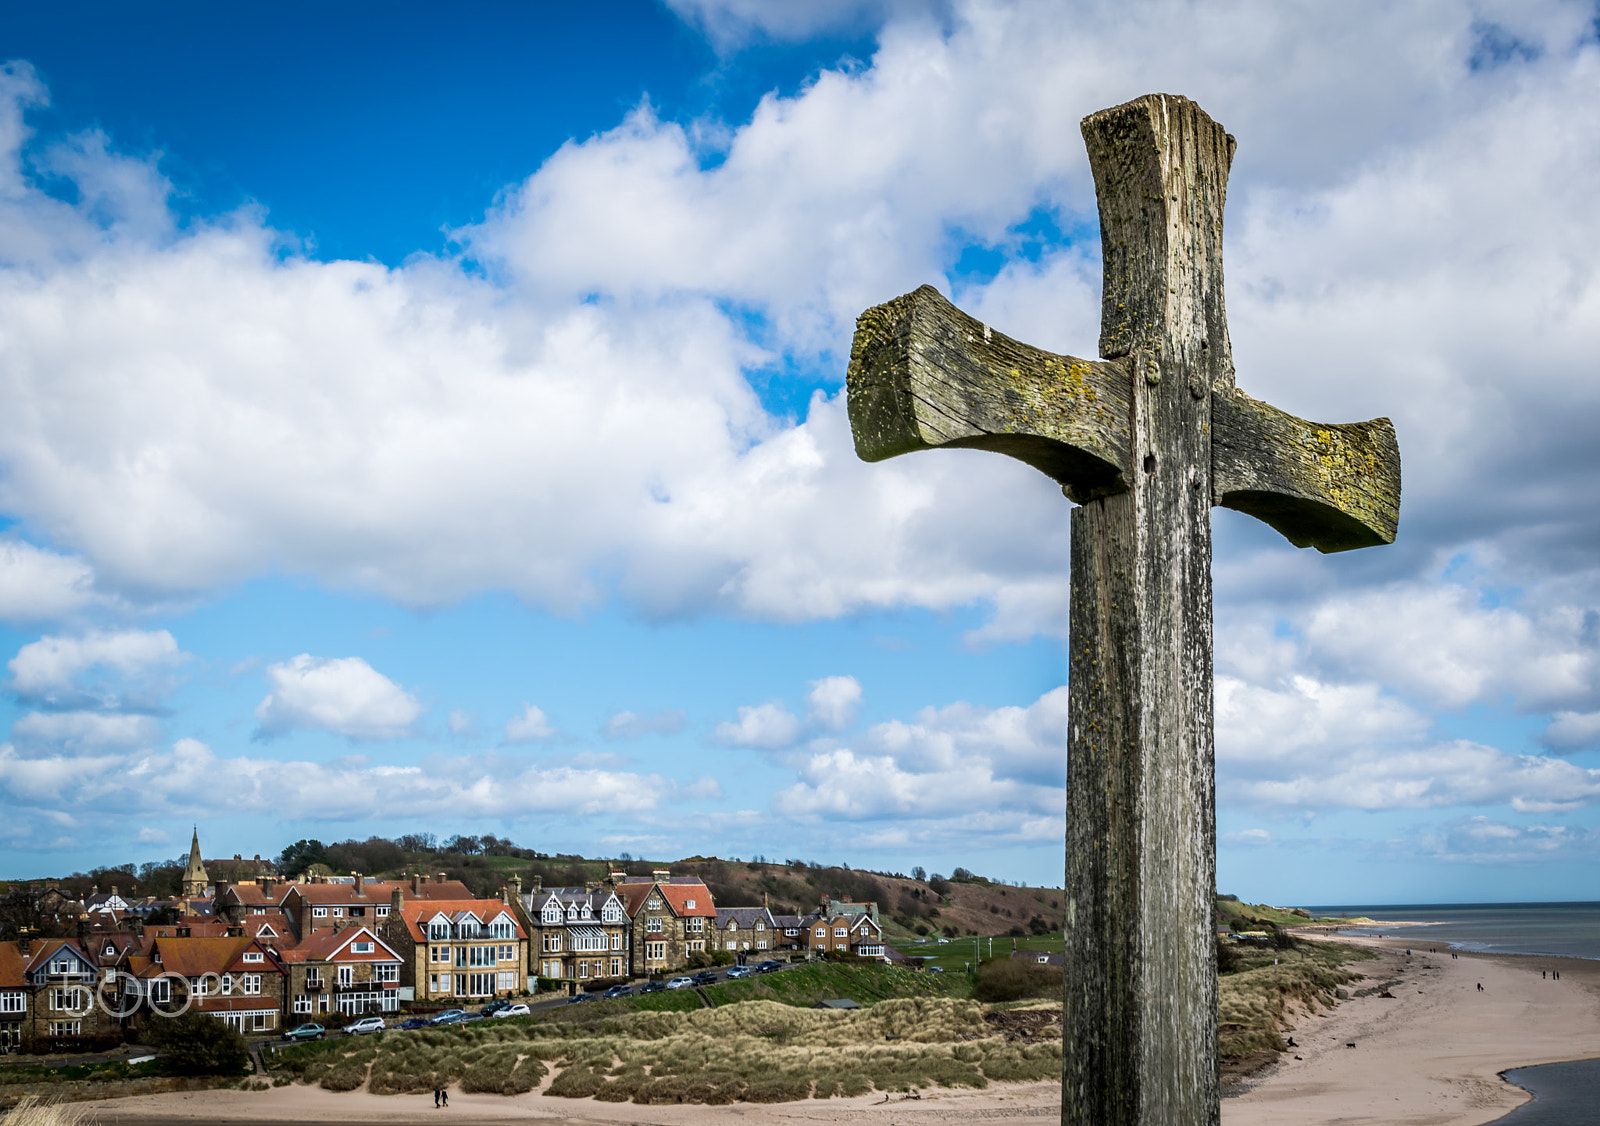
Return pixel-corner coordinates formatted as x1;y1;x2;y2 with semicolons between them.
602;905;621;923
580;905;591;919
428;918;451;940
685;899;695;909
567;905;577;920
353;942;374;954
543;907;560;924
243;952;264;963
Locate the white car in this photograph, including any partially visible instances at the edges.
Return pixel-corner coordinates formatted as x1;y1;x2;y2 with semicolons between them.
345;1016;386;1035
491;1003;530;1018
664;976;696;990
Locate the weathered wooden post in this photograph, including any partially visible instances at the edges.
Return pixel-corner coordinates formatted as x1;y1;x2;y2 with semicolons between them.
844;93;1400;1126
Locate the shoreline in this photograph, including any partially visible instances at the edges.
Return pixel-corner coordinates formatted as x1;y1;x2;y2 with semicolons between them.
1223;933;1600;1126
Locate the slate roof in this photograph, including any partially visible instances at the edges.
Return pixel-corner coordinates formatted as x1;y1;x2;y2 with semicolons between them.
714;907;775;930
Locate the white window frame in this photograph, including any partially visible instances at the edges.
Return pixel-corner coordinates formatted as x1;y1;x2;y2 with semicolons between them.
242;952;264;963
352;942;374;954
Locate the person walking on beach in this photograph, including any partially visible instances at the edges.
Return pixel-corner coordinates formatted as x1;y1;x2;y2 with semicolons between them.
433;1088;440;1107
1477;983;1483;991
442;1088;449;1107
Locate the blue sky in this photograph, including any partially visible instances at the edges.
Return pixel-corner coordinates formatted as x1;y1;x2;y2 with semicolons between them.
2;0;1600;904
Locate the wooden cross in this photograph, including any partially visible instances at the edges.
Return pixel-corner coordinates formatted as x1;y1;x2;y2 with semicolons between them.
844;94;1400;1126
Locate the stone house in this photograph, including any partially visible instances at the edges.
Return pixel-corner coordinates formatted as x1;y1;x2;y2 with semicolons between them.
128;934;287;1035
710;907;777;957
615;872;717;976
383;893;527;1003
278;873;473;938
0;937;119;1051
514;881;629;982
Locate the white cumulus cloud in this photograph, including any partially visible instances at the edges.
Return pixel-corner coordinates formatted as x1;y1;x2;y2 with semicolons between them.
254;655;422;740
503;703;556;744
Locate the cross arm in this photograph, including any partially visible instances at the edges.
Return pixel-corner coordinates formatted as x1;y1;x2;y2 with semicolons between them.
1212;387;1401;552
845;285;1132;502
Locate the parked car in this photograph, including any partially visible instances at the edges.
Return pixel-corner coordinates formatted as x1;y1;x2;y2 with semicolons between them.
429;1009;467;1026
492;1003;531;1018
639;981;667;993
460;1011;487;1023
481;999;513;1016
927;966;945;974
568;992;595;1004
665;976;695;990
602;984;631;999
755;960;782;974
397;1017;430;1030
726;966;752;979
692;970;719;986
936;938;950;944
284;1022;325;1042
344;1016;386;1035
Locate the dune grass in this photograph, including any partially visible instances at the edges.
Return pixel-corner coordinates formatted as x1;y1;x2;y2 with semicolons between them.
267;996;1060;1104
1217;939;1374;1061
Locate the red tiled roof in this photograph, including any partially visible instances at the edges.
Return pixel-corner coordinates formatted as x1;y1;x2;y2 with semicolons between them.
275;927;401;964
140;937;272;978
0;942;25;989
395;900;525;942
657;883;715;917
285;879;472;906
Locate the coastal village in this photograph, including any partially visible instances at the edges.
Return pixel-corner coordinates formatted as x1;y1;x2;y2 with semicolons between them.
0;832;889;1052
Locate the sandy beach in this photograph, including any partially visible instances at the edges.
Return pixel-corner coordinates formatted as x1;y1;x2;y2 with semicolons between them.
1225;932;1600;1126
82;932;1600;1125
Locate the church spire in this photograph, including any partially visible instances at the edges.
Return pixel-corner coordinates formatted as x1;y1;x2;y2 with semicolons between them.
182;826;210;899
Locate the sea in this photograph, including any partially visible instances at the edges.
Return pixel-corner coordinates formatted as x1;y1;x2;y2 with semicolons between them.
1299;901;1600;960
1300;902;1600;1123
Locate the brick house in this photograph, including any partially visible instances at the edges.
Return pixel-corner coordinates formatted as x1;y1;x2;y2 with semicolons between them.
515;881;629;982
277;926;403;1020
615;872;717;976
383;894;527;1003
804;898;886;958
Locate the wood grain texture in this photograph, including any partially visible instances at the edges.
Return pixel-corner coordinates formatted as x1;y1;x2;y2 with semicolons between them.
1213;389;1400;552
847;285;1133;502
1065;93;1227;1126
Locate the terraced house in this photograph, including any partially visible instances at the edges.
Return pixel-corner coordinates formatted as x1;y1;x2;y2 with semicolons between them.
711;906;777;956
384;893;527;1002
277;926;403;1018
513;880;629;982
615;871;716;977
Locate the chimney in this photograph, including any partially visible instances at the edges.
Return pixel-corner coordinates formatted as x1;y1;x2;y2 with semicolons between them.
500;885;511;905
651;869;670;882
391;886;404;914
433;872;446;884
608;868;624;884
109;885;118;899
411;874;423;897
253;854;261;863
353;872;364;897
18;931;30;957
509;877;522;898
530;875;542;893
